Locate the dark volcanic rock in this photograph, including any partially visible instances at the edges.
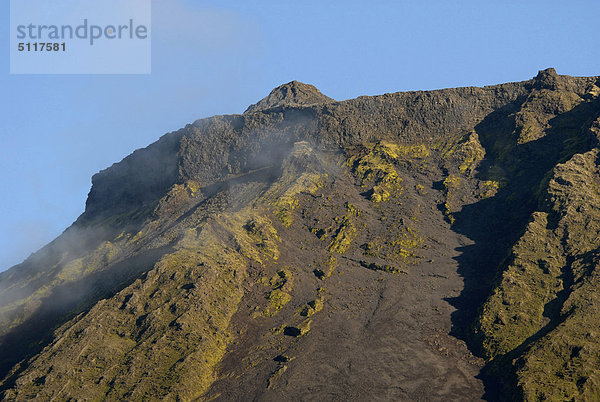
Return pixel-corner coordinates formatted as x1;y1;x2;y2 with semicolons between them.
244;80;334;113
533;67;560;90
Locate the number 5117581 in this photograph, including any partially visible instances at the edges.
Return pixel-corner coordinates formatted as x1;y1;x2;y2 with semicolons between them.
18;43;66;52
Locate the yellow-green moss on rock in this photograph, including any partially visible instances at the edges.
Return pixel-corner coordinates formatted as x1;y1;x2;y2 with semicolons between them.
347;141;405;202
262;269;293;317
269;173;327;227
328;203;361;254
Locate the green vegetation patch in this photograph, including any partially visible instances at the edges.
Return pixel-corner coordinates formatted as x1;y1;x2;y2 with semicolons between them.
300;290;325;317
270;173;327;227
474;149;600;400
474;212;565;359
328;203;361;254
362;225;423;269
346;141;406;202
443;132;486;175
441;174;462;224
244;216;281;261
262;269;294;317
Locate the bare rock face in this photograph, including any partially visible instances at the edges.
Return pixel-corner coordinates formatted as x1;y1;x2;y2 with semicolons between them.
533;67;560;90
244;80;334;113
2;70;600;401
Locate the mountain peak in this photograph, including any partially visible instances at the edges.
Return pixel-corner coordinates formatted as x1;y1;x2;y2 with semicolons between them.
244;81;334;114
533;67;560;89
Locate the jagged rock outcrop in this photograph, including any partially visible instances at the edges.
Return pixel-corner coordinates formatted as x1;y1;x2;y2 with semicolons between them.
1;69;600;401
244;80;334;113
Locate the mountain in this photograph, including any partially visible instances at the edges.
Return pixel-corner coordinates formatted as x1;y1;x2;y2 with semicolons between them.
244;80;335;113
1;68;599;400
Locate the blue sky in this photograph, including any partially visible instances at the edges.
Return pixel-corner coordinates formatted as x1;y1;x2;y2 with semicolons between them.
1;0;599;271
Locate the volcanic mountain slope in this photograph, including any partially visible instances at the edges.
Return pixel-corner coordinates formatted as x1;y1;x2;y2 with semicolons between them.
1;69;599;400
